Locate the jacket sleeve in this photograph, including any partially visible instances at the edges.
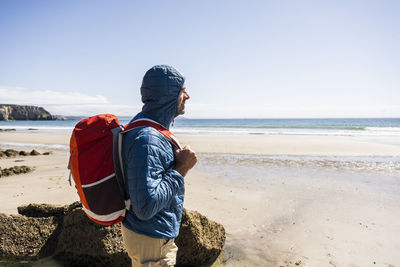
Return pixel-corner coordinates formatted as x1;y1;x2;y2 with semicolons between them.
125;132;184;221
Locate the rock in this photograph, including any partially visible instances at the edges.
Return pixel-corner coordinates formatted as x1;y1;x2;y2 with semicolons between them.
0;166;33;177
0;104;55;121
30;150;40;156
53;115;67;120
12;166;22;174
0;214;59;259
22;166;33;173
0;203;82;261
55;207;225;266
176;209;226;266
18;202;81;218
0;203;226;266
0;128;16;131
19;151;29;156
43;151;53;155
4;149;18;157
1;167;13;176
55;208;131;267
0;149;42;157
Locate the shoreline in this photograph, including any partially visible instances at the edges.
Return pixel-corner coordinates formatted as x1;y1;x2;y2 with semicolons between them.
1;132;400;156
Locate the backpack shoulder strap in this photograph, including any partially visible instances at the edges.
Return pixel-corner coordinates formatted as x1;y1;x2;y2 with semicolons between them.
115;118;181;206
123;118;182;149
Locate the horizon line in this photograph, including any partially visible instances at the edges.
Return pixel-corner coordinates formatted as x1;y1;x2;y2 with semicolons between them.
57;115;400;120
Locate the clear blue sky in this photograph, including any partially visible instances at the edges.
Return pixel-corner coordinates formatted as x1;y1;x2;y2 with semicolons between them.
0;0;399;118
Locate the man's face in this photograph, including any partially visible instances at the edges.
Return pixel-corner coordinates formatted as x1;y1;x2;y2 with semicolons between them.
177;86;190;115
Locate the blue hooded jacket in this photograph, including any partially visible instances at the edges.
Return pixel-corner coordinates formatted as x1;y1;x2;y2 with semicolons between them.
122;65;185;239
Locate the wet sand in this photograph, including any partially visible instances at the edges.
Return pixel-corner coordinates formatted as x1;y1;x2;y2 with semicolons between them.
185;154;400;266
1;132;400;266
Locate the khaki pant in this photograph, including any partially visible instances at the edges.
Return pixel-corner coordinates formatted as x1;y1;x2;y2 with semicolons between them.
121;224;178;267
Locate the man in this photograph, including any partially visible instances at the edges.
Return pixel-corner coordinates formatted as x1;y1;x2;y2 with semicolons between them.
121;65;197;266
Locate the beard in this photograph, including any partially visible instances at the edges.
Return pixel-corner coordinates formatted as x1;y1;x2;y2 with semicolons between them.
178;103;186;115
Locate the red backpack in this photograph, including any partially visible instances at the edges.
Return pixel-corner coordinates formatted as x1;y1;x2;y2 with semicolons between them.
68;114;181;225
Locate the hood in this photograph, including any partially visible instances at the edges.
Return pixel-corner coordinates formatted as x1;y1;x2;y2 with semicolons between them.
136;65;185;129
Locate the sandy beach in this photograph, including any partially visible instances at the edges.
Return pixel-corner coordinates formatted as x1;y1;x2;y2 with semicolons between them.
1;132;400;266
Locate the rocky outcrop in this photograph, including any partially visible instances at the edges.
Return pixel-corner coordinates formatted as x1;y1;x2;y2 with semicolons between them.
0;149;20;157
0;104;55;121
176;209;226;266
0;203;226;266
0;166;33;177
0;214;59;259
17;202;81;218
55;208;131;267
0;149;48;158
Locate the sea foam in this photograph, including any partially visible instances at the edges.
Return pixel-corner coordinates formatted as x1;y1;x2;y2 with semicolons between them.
0;141;68;150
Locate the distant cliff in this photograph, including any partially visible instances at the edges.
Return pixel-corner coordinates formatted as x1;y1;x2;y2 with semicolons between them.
0;104;55;121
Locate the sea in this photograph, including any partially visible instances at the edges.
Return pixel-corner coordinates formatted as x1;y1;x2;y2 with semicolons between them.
0;117;400;137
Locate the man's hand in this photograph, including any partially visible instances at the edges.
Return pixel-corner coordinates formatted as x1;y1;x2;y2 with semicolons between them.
174;145;197;177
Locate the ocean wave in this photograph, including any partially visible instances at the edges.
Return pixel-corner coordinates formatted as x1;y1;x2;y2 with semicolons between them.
0;126;74;134
365;127;400;133
173;127;400;137
0;141;68;150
